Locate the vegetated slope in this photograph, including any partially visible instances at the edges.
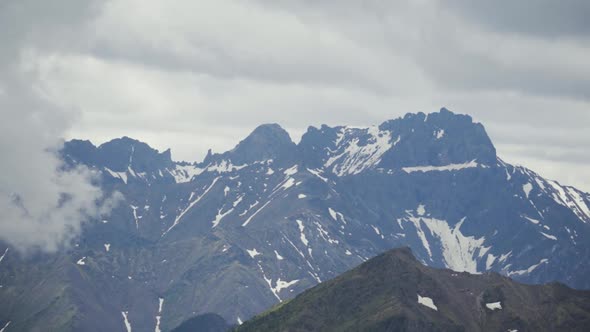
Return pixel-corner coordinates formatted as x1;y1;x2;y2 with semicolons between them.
237;247;590;332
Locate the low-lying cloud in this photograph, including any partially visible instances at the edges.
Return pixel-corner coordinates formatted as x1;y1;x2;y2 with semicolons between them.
0;82;120;253
0;0;119;253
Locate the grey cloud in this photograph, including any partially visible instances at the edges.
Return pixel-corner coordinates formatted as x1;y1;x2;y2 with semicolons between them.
2;0;588;193
415;32;590;101
0;0;119;253
87;1;404;94
250;1;590;101
0;0;102;62
445;0;590;38
503;144;589;165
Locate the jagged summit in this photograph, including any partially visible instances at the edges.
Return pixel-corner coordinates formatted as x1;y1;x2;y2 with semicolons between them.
66;109;493;173
62;139;97;164
299;108;496;175
379;108;496;168
63;136;173;173
398;107;475;125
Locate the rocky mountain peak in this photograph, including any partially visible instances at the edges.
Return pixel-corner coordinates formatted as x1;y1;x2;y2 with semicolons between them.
62;139;98;164
97;137;174;173
213;123;297;166
299;108;496;176
63;136;173;174
379;108;496;168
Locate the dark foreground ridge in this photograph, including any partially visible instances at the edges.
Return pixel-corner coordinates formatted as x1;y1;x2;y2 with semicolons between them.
236;247;590;332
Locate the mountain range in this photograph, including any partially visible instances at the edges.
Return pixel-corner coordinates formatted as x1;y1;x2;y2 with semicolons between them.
0;108;589;331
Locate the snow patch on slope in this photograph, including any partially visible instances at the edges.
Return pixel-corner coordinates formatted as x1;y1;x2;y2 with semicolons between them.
256;263;299;301
283;165;298;176
242;199;273;227
274;278;299;294
307;168;329;182
247;248;261;258
130;205;140;230
435;129;445;139
155;298;164;332
168;164;204;183
485;254;496;270
328;208;347;224
417;294;438;311
540;232;557;241
274;250;284;260
507;259;548;277
403;160;479;173
104;167;128;184
281;177;296;190
164;177;220;235
485;302;502;310
523;215;540;224
0;321;10;332
403;208;487;273
296;220;309;246
0;248;8;264
122;311;132;332
523;183;533;198
546;180;590;223
566;188;590;222
211;207;234;228
416;204;426;216
206;160;247;173
328;208;337;221
325;126;393;176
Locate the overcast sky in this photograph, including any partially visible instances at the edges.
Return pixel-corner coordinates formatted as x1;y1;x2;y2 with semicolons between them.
2;0;590;195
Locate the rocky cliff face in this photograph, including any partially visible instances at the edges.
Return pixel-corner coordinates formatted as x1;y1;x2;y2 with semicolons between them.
1;108;589;331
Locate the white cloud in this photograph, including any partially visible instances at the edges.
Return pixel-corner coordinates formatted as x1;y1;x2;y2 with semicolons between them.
0;0;119;253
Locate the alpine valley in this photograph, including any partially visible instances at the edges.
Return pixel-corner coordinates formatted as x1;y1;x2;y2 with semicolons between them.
1;109;589;331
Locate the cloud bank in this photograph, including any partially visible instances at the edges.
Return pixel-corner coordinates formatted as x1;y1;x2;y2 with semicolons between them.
0;0;118;253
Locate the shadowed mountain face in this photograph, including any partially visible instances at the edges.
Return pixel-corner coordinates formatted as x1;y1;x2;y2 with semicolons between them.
171;313;231;332
237;247;590;332
1;108;589;331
